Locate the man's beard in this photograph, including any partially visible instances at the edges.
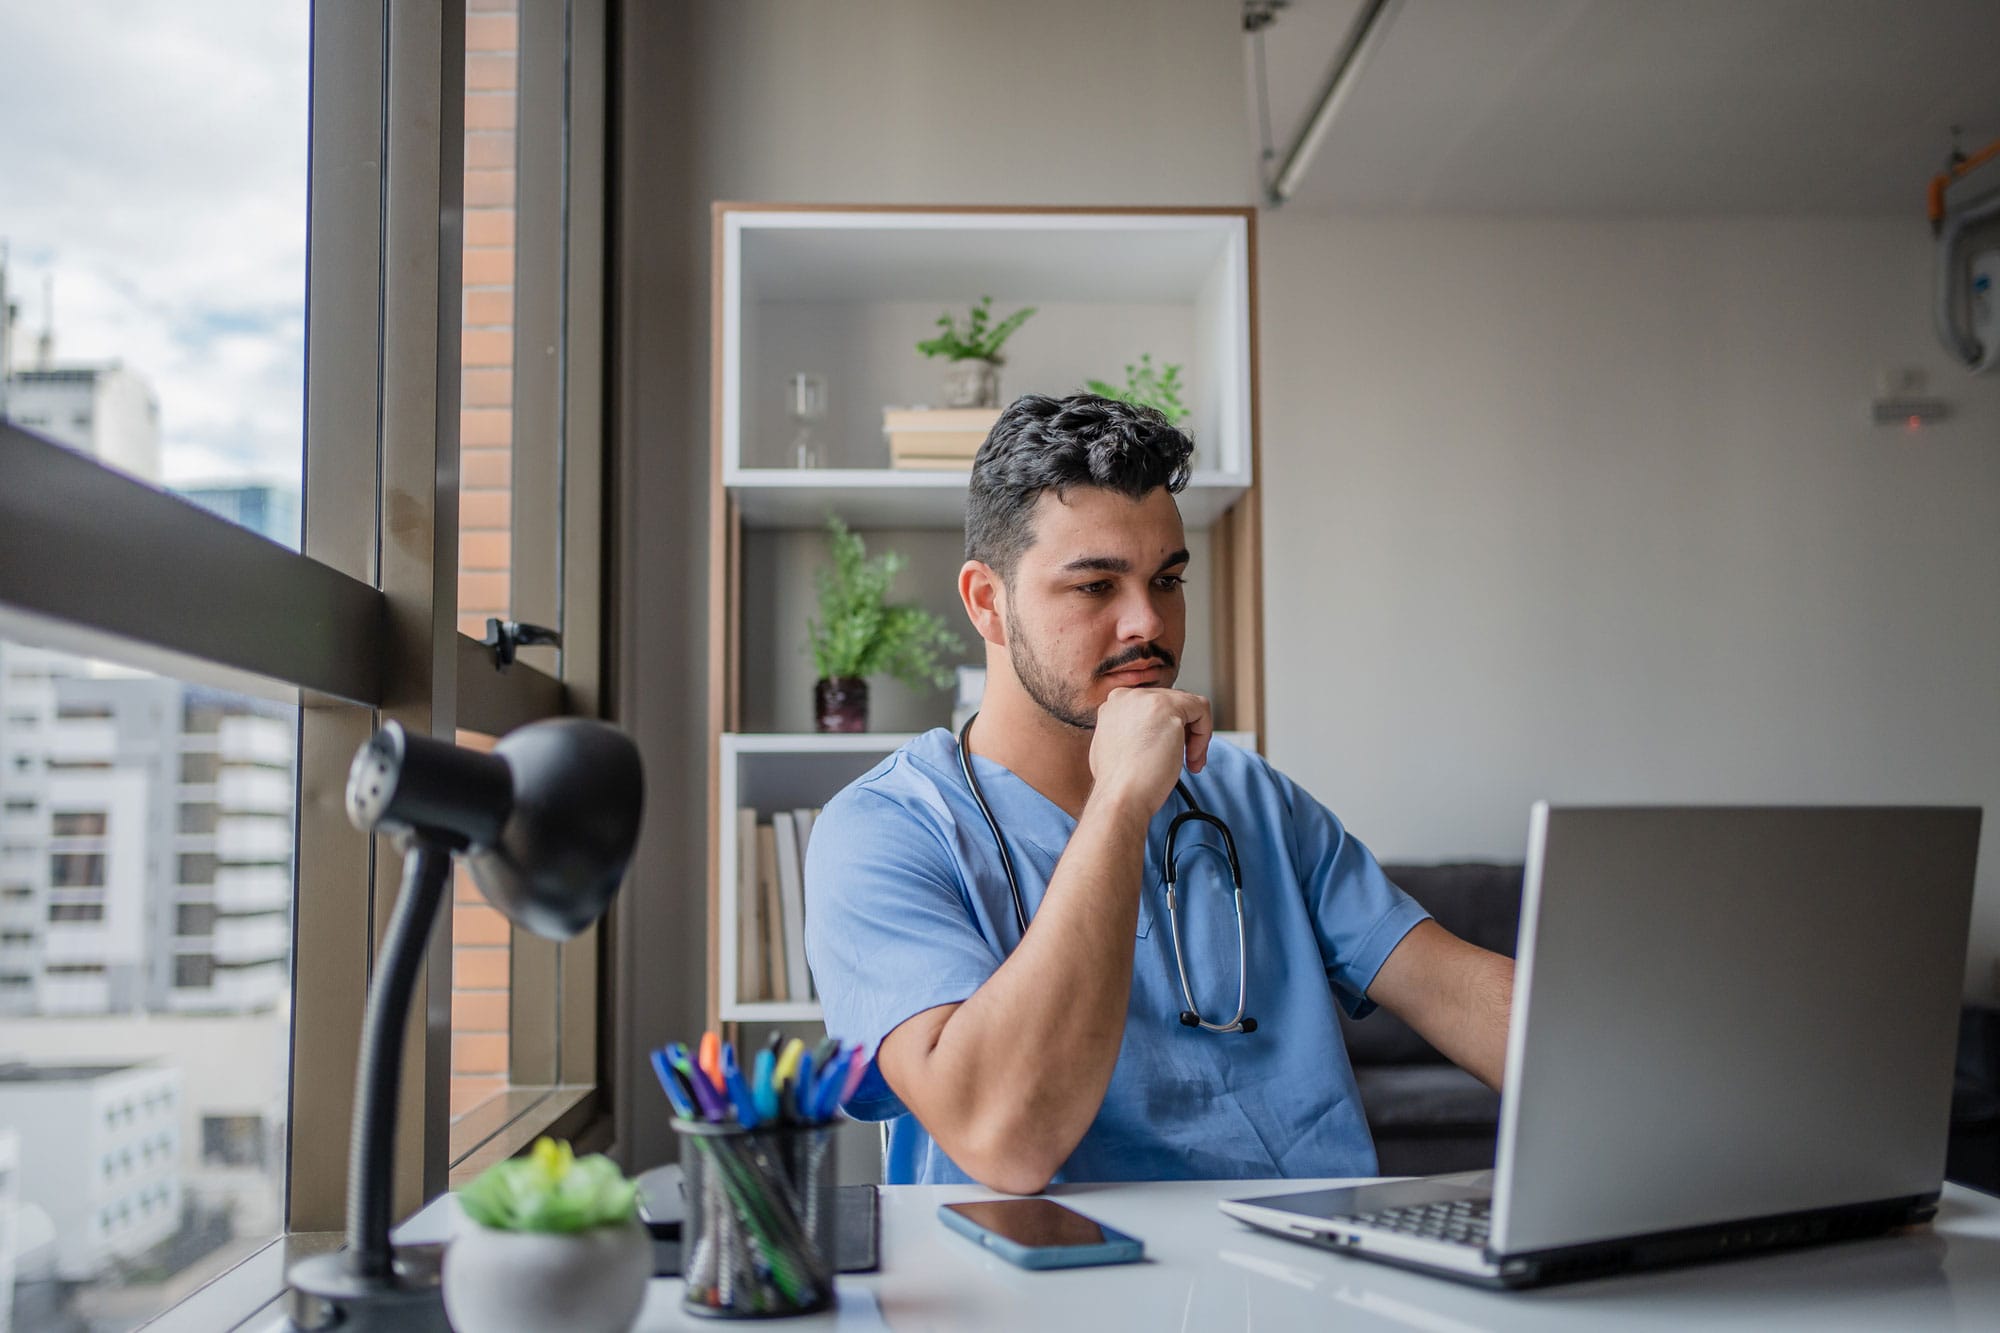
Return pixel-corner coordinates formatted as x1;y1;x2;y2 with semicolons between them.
1003;603;1177;731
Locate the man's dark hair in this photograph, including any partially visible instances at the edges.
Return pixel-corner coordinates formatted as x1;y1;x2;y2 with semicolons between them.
964;393;1194;581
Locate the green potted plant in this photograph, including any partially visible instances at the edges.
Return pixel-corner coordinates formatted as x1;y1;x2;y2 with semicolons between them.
1086;353;1189;425
809;515;963;731
916;294;1037;408
444;1137;650;1333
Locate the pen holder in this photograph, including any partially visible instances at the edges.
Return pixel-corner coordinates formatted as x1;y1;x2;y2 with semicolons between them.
674;1118;839;1319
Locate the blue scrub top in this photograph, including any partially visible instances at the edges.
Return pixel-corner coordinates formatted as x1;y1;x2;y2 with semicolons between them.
803;729;1429;1185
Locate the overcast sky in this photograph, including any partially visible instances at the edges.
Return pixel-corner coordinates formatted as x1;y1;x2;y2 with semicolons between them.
0;2;310;487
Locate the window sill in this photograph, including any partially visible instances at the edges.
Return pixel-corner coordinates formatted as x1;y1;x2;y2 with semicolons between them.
142;1086;608;1329
137;1231;339;1333
448;1083;608;1187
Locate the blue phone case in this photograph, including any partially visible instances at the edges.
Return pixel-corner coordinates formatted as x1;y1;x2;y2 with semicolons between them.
937;1202;1144;1269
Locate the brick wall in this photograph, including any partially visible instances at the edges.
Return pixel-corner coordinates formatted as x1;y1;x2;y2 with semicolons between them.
451;0;518;1119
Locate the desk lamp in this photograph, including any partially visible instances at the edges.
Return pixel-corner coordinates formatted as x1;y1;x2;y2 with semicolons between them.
284;718;644;1331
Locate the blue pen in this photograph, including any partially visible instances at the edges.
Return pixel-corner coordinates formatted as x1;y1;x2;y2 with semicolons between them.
752;1047;779;1123
720;1041;760;1128
810;1047;853;1122
650;1048;695;1119
668;1042;728;1122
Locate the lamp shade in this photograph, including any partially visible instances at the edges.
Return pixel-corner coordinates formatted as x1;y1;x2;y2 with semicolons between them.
471;718;644;939
344;717;643;940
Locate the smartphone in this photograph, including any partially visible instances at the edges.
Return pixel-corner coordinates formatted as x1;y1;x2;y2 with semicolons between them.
937;1198;1144;1270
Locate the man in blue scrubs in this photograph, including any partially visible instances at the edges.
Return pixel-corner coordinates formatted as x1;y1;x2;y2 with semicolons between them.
805;393;1514;1191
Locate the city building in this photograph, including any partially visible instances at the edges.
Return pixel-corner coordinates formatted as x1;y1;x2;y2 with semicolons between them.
0;247;162;485
0;654;292;1017
2;365;160;482
0;1062;181;1282
0;1128;17;1333
175;483;301;551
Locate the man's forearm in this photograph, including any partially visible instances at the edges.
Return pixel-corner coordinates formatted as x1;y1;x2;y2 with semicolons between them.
1443;946;1514;1091
914;790;1152;1190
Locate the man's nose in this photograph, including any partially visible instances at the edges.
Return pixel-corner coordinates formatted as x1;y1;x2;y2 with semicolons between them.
1117;587;1166;642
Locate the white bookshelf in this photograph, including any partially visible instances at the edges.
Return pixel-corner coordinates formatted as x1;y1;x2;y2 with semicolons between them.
707;204;1266;1031
719;208;1254;531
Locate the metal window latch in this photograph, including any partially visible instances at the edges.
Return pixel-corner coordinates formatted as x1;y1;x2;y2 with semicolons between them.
481;618;560;671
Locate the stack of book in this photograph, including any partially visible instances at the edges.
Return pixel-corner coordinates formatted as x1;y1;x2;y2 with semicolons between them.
884;406;999;471
735;807;822;1004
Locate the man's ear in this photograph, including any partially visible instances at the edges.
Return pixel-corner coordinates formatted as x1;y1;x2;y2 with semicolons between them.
959;560;1007;647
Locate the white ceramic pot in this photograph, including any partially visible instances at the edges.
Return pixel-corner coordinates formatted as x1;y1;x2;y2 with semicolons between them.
941;357;1000;408
442;1214;651;1333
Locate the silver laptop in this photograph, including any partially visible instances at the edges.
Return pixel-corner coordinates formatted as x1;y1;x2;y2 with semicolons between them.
1221;804;1982;1288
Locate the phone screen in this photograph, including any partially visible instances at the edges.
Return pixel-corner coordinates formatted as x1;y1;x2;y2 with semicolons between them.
943;1199;1114;1249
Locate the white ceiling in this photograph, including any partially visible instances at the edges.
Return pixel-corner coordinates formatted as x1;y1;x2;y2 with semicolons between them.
1255;0;2000;215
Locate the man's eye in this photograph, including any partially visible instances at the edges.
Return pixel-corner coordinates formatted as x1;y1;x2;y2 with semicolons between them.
1154;575;1186;592
1076;581;1111;596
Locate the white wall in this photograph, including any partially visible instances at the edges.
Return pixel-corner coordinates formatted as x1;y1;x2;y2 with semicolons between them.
1258;214;2000;995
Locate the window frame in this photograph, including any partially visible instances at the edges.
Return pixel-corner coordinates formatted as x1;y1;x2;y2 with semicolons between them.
0;0;613;1311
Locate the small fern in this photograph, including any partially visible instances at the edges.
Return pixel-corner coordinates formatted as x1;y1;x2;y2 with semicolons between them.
808;515;963;689
1085;354;1188;425
916;295;1037;363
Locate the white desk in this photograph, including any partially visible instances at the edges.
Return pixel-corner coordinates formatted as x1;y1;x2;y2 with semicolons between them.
634;1179;2000;1331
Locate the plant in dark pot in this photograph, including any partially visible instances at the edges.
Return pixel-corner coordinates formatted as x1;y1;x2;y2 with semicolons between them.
808;514;962;732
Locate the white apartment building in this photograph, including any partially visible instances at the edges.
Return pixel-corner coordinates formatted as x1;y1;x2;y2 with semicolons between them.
3;365;160;482
0;1062;181;1282
0;1128;17;1333
0;651;292;1016
0;251;162;485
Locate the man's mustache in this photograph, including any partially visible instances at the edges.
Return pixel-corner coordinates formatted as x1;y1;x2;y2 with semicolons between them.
1095;643;1176;676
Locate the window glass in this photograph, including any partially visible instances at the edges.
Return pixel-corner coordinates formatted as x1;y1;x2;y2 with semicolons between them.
458;0;521;638
451;0;525;1122
450;729;511;1117
0;638;296;1332
0;3;307;553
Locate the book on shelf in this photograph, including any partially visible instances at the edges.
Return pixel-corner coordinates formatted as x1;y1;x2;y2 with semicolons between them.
755;822;783;1003
888;454;976;472
735;806;827;1005
736;808;764;1002
792;807;820;1000
882;407;1001;433
771;812;811;1002
889;431;983;458
885;406;995;472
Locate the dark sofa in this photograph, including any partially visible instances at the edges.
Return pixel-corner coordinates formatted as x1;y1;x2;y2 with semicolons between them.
1341;862;1522;1177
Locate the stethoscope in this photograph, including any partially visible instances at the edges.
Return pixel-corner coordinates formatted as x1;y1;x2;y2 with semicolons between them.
956;714;1257;1034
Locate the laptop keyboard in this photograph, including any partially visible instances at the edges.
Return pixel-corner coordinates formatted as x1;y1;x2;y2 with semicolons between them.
1349;1198;1491;1247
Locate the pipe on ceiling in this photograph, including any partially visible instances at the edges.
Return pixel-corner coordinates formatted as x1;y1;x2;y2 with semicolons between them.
1266;0;1403;208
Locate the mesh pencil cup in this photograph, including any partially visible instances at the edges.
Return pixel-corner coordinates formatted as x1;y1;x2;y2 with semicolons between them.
674;1118;839;1319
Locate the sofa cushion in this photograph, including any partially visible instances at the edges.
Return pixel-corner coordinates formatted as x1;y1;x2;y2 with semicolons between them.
1338;862;1524;1066
1353;1064;1501;1131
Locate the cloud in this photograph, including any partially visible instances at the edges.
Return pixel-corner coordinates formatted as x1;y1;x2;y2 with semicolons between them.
0;1;310;487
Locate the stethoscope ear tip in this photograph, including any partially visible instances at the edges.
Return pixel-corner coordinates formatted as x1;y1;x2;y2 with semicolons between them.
1239;1016;1258;1034
1178;1011;1199;1028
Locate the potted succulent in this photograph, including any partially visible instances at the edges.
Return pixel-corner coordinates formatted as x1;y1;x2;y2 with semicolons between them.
916;295;1036;408
444;1137;651;1333
1086;353;1190;425
808;515;963;731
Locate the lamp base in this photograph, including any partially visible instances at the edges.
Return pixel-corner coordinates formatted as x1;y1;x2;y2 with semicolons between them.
284;1246;450;1332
